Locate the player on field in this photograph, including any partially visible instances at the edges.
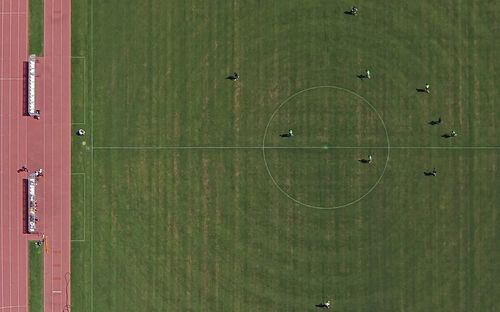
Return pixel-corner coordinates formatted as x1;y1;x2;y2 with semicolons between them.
316;300;331;309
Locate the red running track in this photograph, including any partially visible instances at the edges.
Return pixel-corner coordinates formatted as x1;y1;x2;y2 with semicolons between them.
0;0;71;311
0;0;29;311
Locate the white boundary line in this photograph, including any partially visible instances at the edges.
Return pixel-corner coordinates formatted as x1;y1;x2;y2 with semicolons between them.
71;173;86;242
71;56;86;124
0;12;26;15
91;145;500;150
90;0;94;310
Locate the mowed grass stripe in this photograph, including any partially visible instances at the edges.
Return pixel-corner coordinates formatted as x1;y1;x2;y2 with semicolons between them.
71;57;86;124
71;173;85;241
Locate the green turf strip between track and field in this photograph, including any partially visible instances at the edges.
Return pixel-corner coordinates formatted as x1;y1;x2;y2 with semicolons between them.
70;1;92;310
28;0;44;55
71;0;499;311
71;173;85;241
71;57;86;124
28;241;43;312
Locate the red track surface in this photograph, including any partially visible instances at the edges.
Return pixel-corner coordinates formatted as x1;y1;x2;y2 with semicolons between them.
0;0;71;311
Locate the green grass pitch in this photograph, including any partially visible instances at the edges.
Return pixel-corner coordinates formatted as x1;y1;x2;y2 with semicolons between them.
70;0;499;311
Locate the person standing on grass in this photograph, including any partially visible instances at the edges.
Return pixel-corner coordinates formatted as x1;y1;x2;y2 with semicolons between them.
288;129;294;137
368;155;372;163
365;69;371;79
351;6;358;16
432;168;437;176
450;130;457;137
425;83;430;93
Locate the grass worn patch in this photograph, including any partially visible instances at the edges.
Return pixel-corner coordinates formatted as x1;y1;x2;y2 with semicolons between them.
28;0;44;55
29;241;44;312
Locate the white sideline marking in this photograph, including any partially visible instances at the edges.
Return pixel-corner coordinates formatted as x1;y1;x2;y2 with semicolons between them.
92;146;500;150
90;1;95;311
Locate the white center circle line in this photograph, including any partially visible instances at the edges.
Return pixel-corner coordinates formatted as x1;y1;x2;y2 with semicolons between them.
261;85;391;210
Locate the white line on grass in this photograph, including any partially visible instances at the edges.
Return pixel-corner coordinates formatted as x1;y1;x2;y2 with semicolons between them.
261;85;391;210
92;146;500;150
90;0;95;310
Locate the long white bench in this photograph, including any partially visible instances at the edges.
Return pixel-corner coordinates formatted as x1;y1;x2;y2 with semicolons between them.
27;173;38;233
27;55;39;118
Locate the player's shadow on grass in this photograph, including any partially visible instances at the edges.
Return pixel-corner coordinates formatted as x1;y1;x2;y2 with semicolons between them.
428;119;441;125
424;171;436;176
280;133;292;138
315;303;329;308
358;158;370;164
441;133;451;138
344;11;355;15
225;75;237;81
357;74;367;80
416;88;427;92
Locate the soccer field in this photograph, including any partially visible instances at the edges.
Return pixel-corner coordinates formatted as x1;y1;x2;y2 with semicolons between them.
70;0;499;311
